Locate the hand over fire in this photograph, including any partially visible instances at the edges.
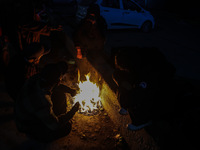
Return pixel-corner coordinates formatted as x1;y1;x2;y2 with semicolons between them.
59;102;80;123
72;102;80;112
70;88;78;97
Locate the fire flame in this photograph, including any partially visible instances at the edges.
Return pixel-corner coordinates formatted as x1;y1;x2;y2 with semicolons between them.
74;70;102;114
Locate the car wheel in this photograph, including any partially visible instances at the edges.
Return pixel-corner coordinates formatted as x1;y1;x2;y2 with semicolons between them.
141;21;152;33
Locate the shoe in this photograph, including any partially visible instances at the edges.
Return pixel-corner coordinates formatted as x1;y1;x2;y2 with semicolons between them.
119;108;128;115
115;134;129;149
127;121;152;131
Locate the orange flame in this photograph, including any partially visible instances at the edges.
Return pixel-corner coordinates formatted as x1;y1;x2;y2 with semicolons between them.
74;70;102;113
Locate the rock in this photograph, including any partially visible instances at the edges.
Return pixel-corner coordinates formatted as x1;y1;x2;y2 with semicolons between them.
100;108;104;111
72;128;76;132
93;137;97;141
80;133;86;140
104;113;108;116
94;128;100;132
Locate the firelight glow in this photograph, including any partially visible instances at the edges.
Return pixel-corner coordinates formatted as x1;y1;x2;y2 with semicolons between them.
74;71;102;114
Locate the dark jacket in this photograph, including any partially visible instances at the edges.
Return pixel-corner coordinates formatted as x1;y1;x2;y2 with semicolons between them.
5;53;39;100
15;74;77;137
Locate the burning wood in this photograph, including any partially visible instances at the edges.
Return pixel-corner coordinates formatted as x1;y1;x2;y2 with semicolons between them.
73;70;102;115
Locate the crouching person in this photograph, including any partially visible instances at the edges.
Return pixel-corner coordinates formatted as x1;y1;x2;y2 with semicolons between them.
15;62;80;142
112;47;176;131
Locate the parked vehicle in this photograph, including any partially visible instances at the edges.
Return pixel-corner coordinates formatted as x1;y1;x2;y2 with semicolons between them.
76;0;155;32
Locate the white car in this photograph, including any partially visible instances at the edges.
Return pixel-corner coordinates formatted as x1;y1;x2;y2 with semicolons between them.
76;0;155;32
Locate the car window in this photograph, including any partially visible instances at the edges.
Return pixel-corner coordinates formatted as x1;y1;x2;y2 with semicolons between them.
101;0;120;9
122;0;141;12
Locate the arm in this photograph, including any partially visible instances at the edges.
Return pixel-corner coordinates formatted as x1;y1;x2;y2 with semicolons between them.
34;98;79;130
33;93;63;131
59;102;80;123
55;84;78;97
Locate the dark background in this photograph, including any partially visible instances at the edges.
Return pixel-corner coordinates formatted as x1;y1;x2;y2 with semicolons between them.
0;0;200;150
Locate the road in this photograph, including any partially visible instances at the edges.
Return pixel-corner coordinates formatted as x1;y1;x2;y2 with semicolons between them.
63;10;200;84
103;12;200;83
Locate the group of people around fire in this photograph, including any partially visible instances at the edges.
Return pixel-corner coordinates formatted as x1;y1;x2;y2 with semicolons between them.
1;0;198;146
0;0;80;142
0;0;110;143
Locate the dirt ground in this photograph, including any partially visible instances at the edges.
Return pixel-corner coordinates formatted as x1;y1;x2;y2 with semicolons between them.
0;72;158;150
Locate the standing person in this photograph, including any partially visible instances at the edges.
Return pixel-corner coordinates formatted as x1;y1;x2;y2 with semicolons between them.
4;42;49;101
15;62;80;142
73;3;107;59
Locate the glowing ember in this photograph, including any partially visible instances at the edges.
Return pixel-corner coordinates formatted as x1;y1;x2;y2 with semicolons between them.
74;71;102;115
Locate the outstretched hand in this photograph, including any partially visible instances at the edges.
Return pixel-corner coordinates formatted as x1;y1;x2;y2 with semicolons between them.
70;89;78;97
72;102;80;112
59;102;80;123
